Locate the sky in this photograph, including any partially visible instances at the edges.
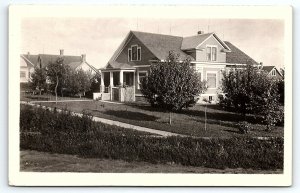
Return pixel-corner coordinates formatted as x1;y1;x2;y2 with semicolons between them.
21;18;284;69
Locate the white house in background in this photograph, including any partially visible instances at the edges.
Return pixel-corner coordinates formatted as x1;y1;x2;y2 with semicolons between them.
20;49;99;83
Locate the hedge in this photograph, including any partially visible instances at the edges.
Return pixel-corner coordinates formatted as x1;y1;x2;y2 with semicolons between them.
20;104;284;170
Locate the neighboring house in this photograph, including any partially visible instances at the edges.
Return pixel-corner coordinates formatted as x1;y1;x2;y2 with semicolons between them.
99;30;259;103
20;53;35;83
261;65;283;80
20;49;99;83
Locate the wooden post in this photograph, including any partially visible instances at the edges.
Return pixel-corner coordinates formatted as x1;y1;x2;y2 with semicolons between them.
100;71;104;92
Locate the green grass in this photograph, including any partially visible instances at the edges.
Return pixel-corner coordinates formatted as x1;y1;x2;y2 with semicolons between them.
20;150;282;173
36;101;283;138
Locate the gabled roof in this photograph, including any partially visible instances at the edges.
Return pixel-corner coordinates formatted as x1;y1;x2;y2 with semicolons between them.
262;66;275;73
131;31;191;61
181;33;212;50
107;31;193;68
20;54;38;68
181;33;231;51
224;41;258;65
37;54;82;68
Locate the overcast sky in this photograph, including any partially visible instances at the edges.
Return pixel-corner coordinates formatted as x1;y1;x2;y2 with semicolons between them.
21;18;284;69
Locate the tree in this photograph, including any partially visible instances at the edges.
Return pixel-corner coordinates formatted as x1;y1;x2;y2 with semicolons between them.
141;51;206;124
75;69;92;97
46;57;68;103
220;63;283;130
30;66;47;95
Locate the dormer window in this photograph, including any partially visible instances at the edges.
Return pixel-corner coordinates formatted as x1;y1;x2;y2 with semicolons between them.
128;45;141;61
206;46;217;61
271;69;276;76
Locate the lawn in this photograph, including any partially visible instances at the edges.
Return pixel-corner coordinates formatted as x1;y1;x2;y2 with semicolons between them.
36;100;283;138
20;150;282;174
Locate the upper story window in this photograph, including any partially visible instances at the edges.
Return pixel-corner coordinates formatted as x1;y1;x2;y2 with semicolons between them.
128;45;141;61
206;46;217;61
271;69;276;76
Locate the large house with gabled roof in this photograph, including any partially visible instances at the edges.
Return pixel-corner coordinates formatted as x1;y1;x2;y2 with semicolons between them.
99;30;259;103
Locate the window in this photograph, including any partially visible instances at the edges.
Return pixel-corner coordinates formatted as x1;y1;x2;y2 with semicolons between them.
138;71;147;89
271;69;276;76
207;72;217;89
209;96;213;102
206;46;217;61
128;45;141;61
20;71;26;78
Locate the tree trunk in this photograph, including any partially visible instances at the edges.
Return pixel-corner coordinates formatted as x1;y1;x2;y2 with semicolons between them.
55;75;58;104
204;104;207;131
169;112;172;125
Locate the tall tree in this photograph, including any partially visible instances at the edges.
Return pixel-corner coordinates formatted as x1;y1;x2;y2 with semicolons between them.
46;57;67;103
220;63;283;130
30;66;47;95
141;51;206;124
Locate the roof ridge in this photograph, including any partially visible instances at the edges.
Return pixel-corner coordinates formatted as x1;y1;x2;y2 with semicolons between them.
183;32;214;39
131;30;183;38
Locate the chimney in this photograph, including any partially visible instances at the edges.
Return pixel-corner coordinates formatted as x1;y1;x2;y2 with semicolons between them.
60;49;64;56
197;30;204;35
27;52;30;57
81;54;86;62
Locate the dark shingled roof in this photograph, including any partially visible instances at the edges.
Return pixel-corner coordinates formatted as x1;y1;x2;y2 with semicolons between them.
105;61;135;70
37;54;82;69
181;33;213;50
224;41;258;65
262;66;275;73
132;31;191;61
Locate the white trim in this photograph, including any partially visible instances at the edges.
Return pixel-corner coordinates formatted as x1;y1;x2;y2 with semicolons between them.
133;65;150;68
271;68;276;76
111;33;133;62
206;71;218;89
197;33;231;51
137;70;148;90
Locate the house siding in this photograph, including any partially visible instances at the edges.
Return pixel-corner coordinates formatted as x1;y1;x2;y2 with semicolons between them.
115;34;157;66
196;36;226;63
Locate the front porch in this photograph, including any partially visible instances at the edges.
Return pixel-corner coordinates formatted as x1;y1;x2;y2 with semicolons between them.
97;69;136;102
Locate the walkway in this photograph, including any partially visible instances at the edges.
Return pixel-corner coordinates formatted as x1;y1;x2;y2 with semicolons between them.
21;101;183;137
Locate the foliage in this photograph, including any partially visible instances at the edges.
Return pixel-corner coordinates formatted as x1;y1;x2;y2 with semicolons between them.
237;121;253;134
20;104;283;170
46;57;92;97
277;79;284;104
141;51;206;112
220;63;283;129
46;57;69;99
30;66;48;95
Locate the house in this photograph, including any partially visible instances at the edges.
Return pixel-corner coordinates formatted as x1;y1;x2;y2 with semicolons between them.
261;65;283;80
20;49;99;83
20;53;35;83
99;30;259;103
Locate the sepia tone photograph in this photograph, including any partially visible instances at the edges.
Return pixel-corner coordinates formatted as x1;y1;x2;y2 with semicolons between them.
9;5;292;186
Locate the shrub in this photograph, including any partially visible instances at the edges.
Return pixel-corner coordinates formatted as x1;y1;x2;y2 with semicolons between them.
20;104;283;170
237;121;252;134
220;63;283;130
141;51;206;111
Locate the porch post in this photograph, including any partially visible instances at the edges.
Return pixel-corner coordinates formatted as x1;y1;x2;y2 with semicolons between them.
120;70;123;85
133;70;136;102
100;71;104;92
109;71;113;100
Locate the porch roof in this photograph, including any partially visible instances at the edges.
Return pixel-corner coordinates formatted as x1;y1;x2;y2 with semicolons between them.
101;61;136;71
